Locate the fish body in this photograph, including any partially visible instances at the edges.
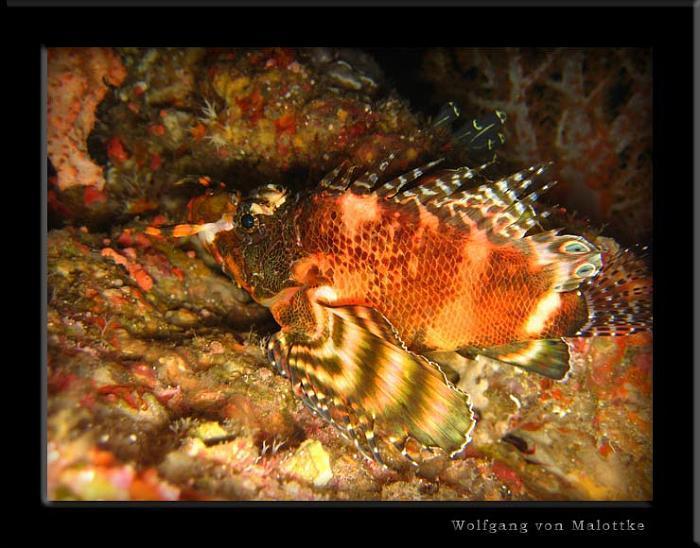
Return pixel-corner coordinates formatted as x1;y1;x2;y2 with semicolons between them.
291;186;587;351
163;157;652;466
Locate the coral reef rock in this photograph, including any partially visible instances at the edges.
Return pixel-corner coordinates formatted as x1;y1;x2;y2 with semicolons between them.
420;48;652;243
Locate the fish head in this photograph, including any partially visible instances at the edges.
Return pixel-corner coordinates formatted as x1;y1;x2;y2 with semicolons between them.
188;184;299;304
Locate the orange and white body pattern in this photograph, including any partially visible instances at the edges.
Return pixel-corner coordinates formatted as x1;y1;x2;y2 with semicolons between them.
294;187;589;351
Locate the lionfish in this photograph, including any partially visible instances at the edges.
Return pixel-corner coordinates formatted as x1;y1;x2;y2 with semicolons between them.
149;154;652;466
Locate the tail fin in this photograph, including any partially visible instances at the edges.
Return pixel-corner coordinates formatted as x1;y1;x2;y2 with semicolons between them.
575;244;652;337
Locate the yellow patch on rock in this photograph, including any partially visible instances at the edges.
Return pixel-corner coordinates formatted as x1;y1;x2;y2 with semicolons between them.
280;440;333;488
191;421;228;442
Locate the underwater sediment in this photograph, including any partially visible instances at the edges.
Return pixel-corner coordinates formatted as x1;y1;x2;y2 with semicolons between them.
46;47;652;501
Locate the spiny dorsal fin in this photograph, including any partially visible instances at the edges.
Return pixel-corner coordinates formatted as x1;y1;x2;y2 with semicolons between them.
319;161;361;192
477;178;558;238
323;159;559;243
459;338;572;380
348;152;397;195
425;161;494;199
321;153;399;195
390;161;493;206
374;158;445;198
319;160;348;190
436;163;556;239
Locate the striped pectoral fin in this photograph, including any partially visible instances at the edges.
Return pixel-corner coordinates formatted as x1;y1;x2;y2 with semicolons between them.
460;339;572;380
266;332;291;378
281;300;476;464
330;306;477;458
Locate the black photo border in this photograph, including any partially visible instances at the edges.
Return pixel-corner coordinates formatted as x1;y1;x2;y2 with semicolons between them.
8;1;695;547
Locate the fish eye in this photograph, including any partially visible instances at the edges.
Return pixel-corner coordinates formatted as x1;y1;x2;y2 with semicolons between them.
241;213;255;230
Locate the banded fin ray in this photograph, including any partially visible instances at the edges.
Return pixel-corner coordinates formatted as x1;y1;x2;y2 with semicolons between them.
319;160;349;191
319;161;360;192
320;153;401;195
390;161;493;207
367;160;558;241
349;152;397;194
419;161;493;201
435;163;557;239
278;303;476;463
459;339;572;380
374;158;445;198
266;332;377;458
266;332;291;378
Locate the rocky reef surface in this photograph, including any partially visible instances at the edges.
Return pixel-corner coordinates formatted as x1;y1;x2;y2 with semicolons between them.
46;48;652;501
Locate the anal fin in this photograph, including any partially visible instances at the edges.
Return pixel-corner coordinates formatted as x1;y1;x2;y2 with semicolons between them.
459;339;572;380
